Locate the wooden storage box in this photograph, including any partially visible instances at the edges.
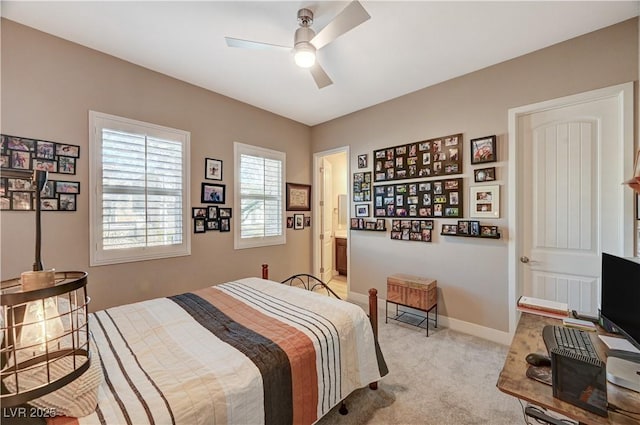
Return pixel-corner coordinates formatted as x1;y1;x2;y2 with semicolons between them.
387;274;437;311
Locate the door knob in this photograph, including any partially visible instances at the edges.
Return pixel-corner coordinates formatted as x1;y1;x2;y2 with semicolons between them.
520;256;530;263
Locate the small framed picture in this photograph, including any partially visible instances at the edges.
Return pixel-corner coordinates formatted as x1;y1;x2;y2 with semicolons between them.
56;143;80;158
470;135;497;164
287;216;294;228
286;183;311;211
206;220;219;231
470;220;481;236
220;218;231;232
55;181;80;194
40;198;59;211
355;204;370;217
470;185;500;218
58;194;76;211
11;151;31;170
474;167;496;182
304;216;311;227
365;221;376;230
207;206;218;220
58;156;76;174
441;224;457;235
33;159;57;173
35;141;55;159
12;192;32;210
480;225;499;238
201;183;225;204
192;207;207;218
219;207;232;218
194;217;206;233
205;158;223;181
375;219;386;230
294;213;304;230
350;218;359;229
457;220;470;235
358;154;368;169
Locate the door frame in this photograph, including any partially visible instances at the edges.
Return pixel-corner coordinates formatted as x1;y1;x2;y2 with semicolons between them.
507;82;635;335
313;146;350;281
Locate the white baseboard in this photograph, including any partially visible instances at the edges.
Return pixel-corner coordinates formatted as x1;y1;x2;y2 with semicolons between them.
348;290;513;346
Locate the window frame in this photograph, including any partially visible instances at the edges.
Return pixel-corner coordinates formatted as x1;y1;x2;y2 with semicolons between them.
89;111;191;266
233;142;286;250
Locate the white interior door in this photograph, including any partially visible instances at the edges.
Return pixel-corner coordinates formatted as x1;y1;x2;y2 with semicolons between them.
518;91;631;315
320;158;333;282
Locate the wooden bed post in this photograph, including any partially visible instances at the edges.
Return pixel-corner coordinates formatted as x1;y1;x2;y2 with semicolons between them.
368;288;379;390
262;264;269;280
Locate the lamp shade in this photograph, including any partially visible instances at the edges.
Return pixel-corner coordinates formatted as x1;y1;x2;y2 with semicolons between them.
1;271;91;407
294;43;316;68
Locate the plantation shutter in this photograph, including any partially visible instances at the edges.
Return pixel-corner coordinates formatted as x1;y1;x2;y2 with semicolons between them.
90;111;190;266
234;142;285;249
102;130;184;249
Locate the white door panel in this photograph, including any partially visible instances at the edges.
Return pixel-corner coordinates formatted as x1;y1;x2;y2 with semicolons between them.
320;159;333;283
520;95;624;315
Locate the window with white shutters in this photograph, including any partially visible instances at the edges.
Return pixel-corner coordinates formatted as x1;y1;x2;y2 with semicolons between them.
89;111;190;265
234;142;285;249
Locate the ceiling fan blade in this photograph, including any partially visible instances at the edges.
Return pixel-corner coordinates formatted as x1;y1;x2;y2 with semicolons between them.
310;1;371;50
309;62;333;89
225;37;291;51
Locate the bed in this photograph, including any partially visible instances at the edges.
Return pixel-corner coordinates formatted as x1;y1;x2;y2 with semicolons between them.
45;266;387;425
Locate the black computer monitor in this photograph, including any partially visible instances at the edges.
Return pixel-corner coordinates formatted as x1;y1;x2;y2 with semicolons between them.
600;252;640;350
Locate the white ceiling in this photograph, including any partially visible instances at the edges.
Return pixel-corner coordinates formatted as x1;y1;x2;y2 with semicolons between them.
2;1;639;126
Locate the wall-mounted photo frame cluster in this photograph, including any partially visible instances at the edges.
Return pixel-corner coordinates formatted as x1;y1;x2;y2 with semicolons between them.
353;171;371;202
373;177;463;218
350;218;386;231
373;133;462;182
193;206;232;233
1;134;79;175
1;178;79;211
441;220;500;239
287;214;311;230
390;219;434;242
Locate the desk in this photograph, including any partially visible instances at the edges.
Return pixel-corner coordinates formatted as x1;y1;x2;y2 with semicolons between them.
497;313;640;425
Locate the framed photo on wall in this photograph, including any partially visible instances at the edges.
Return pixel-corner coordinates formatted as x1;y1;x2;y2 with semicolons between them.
201;183;225;204
355;204;370;217
470;185;500;218
286;183;311;211
474;167;496;182
294;213;304;229
205;158;223;180
470;135;497;164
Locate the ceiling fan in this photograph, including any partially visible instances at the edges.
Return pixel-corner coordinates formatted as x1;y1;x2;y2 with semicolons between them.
225;1;370;89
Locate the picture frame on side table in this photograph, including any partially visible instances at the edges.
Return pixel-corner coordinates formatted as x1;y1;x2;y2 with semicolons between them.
470;185;500;218
286;183;311;211
470;135;497;164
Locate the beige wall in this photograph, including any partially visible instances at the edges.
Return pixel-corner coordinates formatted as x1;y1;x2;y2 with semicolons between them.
0;19;313;311
1;18;638;335
311;18;639;333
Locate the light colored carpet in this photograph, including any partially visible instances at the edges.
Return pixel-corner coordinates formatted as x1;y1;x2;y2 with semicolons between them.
317;315;524;425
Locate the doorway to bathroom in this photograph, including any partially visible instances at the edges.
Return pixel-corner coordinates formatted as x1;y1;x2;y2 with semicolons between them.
313;147;349;299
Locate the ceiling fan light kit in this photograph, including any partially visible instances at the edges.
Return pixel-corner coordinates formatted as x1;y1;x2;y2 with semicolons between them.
224;1;370;88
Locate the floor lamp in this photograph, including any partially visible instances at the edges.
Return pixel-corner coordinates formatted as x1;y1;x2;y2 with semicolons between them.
1;169;91;408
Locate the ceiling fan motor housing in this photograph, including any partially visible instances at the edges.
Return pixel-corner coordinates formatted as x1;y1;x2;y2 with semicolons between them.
297;8;313;27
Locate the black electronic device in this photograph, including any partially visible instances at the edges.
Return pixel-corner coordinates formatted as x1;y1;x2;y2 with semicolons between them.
543;325;608;417
600;253;640;392
526;352;551;367
600;253;640;350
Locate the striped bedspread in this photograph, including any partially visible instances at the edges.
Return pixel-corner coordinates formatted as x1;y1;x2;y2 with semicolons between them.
50;277;386;425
